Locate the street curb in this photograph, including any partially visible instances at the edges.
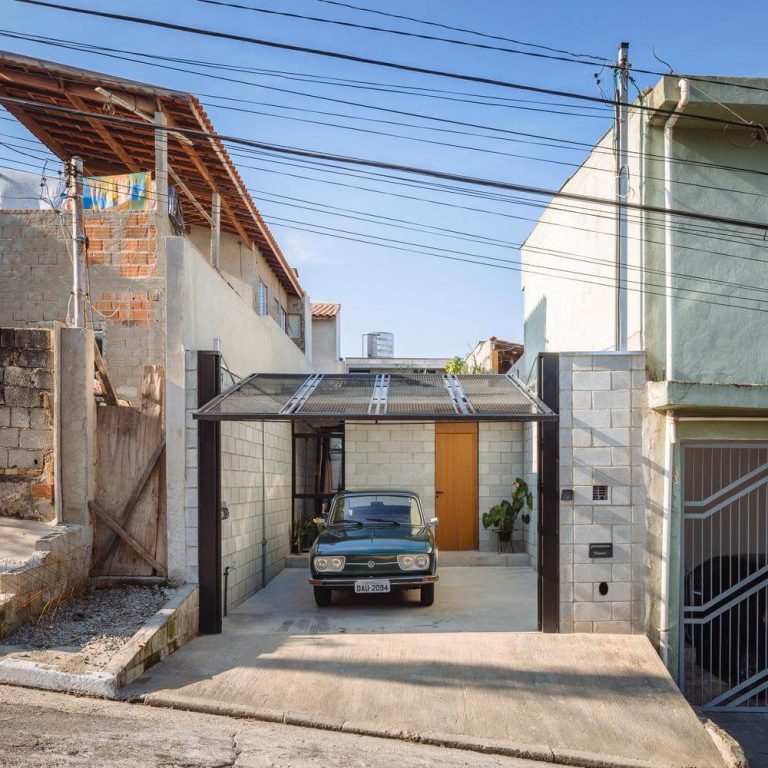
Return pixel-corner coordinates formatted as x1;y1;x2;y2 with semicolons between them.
700;717;748;768
0;585;197;700
141;693;685;768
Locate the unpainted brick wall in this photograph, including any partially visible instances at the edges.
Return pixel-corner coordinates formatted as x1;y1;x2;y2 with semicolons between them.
0;209;164;404
0;328;55;521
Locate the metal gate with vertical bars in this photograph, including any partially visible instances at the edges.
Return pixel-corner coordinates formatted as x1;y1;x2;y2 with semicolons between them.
681;442;768;711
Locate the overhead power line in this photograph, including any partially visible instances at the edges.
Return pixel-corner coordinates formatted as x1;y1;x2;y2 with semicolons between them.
263;216;768;315
314;0;768;98
312;0;607;62
3;93;767;234
15;1;764;131
6;29;768;189
192;0;608;69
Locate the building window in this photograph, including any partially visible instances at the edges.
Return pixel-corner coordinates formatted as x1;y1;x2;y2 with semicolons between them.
279;304;287;332
287;313;302;339
257;280;268;316
592;485;609;502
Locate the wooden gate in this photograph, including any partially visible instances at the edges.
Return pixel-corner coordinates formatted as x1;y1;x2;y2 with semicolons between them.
681;442;768;710
435;422;478;551
90;366;167;580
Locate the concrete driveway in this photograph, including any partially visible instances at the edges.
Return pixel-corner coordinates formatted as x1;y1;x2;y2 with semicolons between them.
131;567;725;768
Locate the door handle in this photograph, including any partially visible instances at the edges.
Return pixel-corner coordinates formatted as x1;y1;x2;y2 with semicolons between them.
435;491;444;497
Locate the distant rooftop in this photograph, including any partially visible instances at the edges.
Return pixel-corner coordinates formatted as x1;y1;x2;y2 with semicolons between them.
311;302;341;319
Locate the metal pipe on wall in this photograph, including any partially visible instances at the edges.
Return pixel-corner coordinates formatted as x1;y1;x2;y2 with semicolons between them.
663;79;690;381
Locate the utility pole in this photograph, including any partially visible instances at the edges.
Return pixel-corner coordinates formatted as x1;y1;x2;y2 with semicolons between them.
614;42;629;351
67;156;86;328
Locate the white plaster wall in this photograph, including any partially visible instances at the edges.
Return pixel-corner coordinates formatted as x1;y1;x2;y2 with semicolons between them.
344;422;436;518
182;237;311;378
558;352;646;634
519;78;768;389
311;317;343;373
478;422;525;552
168;238;311;588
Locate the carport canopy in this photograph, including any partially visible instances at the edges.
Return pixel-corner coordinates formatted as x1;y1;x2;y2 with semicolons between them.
194;372;556;422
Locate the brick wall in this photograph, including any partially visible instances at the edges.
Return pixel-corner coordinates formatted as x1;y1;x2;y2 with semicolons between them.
558;352;646;634
0;328;55;521
345;422;436;518
0;209;164;404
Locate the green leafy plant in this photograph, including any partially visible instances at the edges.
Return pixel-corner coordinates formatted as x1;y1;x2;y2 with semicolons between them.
482;477;533;541
294;517;319;552
445;355;485;374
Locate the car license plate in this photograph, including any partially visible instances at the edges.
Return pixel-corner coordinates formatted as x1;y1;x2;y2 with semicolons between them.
355;579;390;594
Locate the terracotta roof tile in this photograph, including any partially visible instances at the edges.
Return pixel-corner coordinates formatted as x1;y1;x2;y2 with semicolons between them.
311;302;341;318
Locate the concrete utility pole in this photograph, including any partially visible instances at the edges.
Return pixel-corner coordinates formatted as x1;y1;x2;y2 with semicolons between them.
67;156;86;328
614;42;629;351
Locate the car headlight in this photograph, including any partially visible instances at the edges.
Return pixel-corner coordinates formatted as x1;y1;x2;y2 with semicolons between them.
398;554;430;571
314;555;345;572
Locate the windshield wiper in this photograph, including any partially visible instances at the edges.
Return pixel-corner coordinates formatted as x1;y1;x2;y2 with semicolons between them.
363;518;401;526
330;520;363;528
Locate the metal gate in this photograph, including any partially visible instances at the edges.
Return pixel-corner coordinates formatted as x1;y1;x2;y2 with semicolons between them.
681;442;768;711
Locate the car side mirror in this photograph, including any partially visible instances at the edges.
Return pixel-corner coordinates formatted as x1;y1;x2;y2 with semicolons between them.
429;517;439;528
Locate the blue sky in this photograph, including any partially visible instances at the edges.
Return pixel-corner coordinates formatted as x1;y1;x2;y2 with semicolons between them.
3;0;767;358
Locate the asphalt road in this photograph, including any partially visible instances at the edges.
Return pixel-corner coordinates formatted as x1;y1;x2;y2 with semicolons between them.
0;685;543;768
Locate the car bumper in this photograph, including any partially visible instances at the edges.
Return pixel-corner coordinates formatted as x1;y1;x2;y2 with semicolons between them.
309;574;438;588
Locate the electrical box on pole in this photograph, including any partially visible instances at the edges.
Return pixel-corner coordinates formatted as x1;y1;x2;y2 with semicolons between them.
67;156;86;328
614;42;629;351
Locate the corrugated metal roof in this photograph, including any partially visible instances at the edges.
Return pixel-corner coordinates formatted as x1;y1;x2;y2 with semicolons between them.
195;373;555;422
311;302;341;318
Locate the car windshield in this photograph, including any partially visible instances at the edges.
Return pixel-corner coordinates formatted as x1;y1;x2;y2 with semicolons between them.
329;494;423;526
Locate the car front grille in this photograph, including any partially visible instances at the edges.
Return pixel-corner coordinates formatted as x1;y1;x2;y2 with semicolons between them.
342;553;401;575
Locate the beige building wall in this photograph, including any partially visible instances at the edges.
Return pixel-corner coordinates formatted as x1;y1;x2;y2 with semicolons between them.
311;317;342;373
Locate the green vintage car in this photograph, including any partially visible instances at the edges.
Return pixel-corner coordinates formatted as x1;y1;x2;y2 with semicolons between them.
309;490;438;607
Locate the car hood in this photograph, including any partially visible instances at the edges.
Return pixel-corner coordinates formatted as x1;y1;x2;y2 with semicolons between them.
313;524;433;555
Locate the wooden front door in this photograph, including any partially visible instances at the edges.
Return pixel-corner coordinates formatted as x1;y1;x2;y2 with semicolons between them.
435;422;478;550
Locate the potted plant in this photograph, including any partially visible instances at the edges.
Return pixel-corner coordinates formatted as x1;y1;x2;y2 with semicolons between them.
294;516;324;552
482;478;533;552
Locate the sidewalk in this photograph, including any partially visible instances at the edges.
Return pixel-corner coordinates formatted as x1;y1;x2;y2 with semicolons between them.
129;568;727;768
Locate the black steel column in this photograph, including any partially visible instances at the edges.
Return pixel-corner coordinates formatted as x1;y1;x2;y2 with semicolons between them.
197;350;222;634
538;353;560;633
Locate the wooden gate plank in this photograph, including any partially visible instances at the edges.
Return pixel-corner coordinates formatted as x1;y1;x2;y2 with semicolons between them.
91;437;166;572
91;502;167;576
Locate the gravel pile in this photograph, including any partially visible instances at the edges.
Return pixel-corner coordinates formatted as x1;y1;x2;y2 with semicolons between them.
4;584;174;654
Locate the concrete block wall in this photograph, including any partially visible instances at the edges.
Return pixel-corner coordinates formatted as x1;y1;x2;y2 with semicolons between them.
220;420;292;610
558;352;646;634
0;328;55;521
522;421;539;568
345;422;436;518
0;210;164;404
183;351;292;610
478;422;525;552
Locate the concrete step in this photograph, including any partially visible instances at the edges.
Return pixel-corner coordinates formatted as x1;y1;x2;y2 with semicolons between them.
285;551;530;568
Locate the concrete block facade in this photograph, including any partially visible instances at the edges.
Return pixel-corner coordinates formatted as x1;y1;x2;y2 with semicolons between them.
220;420;292;610
557;352;646;634
345;422;436;518
0;328;55;521
478;422;525;552
345;422;525;552
183;352;292;611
